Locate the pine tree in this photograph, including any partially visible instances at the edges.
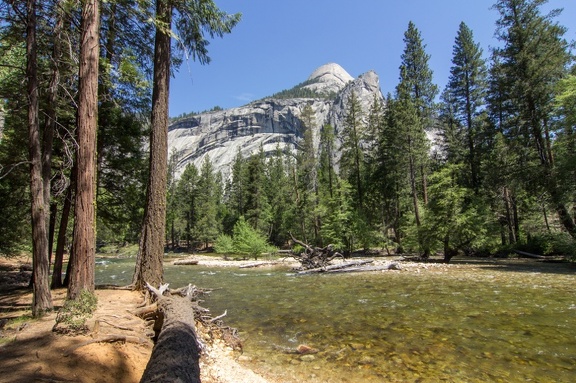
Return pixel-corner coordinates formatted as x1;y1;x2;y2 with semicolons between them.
25;0;53;314
133;1;240;289
374;94;410;250
399;21;438;207
395;70;428;230
266;145;292;246
244;149;271;235
318;124;336;199
445;22;488;191
400;21;438;125
295;103;320;243
175;163;199;249
492;0;575;238
196;156;221;248
339;91;365;210
68;0;100;301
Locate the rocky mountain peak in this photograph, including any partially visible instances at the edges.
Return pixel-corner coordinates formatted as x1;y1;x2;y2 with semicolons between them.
301;63;354;96
168;63;385;179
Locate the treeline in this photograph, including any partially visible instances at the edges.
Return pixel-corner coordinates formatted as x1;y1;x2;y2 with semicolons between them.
267;78;339;101
0;0;573;320
170;106;224;123
167;6;576;261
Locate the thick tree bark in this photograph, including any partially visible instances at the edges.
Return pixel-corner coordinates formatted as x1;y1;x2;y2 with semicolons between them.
43;0;64;259
68;0;100;299
132;0;171;290
26;0;52;316
140;284;201;383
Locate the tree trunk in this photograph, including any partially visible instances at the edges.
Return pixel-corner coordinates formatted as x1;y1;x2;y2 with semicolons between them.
43;0;64;259
26;0;53;316
68;0;100;300
409;147;421;227
503;187;516;244
132;0;171;290
52;178;73;289
48;202;57;264
139;284;201;383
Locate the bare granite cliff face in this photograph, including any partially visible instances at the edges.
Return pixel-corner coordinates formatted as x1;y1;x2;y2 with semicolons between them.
168;63;384;179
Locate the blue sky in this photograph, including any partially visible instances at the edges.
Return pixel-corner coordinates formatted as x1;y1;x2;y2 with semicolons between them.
169;0;576;118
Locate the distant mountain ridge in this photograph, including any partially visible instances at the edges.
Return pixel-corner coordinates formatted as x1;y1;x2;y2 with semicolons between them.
168;63;384;179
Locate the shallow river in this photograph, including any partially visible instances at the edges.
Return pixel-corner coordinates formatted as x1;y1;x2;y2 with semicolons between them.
96;258;576;382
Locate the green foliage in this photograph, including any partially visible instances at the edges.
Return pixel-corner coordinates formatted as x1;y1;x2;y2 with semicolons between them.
268;79;338;100
400;21;438;123
339;91;366;210
54;290;98;334
0;130;31;254
518;233;576;258
232;217;276;260
443;21;488;191
215;217;276;260
423;164;488;259
318;179;355;252
170;105;224;122
196;157;223;246
214;233;234;256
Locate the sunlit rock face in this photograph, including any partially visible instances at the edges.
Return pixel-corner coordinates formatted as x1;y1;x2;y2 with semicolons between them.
168;63;385;179
302;62;354;95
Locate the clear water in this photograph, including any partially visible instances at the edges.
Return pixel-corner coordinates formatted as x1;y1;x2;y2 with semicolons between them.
96;258;576;382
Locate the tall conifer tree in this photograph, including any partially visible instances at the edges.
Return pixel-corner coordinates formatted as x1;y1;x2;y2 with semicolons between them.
68;0;100;300
445;22;488;192
492;0;575;237
340;91;365;210
133;1;240;289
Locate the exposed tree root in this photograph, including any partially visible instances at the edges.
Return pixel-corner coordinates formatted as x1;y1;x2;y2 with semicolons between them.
290;233;344;270
64;334;150;356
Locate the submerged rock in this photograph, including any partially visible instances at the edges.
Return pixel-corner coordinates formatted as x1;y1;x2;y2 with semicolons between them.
297;344;319;355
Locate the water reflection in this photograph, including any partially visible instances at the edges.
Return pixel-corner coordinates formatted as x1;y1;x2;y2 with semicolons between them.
96;258;576;382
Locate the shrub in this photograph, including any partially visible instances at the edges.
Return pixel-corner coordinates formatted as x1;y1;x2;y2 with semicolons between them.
214;234;234;259
214;217;277;260
232;217;277;260
519;232;576;258
54;290;98;334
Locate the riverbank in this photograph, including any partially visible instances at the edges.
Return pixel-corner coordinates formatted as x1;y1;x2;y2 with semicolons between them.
1;254;574;382
0;256;272;383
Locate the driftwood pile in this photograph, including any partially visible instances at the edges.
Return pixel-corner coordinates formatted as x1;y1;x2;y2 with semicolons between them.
290;234;344;270
290;235;401;274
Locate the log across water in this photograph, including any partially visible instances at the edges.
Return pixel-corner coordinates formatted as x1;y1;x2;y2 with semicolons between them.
139;284;202;383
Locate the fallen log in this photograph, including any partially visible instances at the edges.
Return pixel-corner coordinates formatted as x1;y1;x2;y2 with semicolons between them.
514;250;545;259
296;260;374;275
239;261;277;268
173;258;199;265
139;283;202;383
325;262;401;274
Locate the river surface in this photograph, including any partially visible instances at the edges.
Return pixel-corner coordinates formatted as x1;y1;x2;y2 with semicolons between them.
96;257;576;382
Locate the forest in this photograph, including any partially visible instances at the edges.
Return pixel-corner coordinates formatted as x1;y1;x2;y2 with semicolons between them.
169;7;576;263
0;0;575;317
